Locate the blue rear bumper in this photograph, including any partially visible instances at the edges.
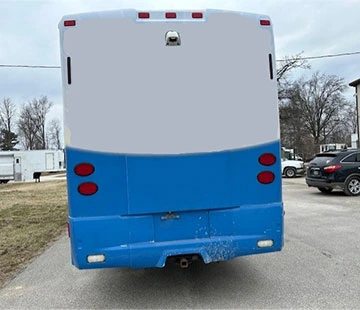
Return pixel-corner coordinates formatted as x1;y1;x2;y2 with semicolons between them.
69;203;283;269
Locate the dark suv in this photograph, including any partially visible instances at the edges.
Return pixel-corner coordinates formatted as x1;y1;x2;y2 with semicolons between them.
306;149;360;196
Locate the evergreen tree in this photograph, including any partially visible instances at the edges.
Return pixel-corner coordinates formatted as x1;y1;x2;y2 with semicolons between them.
0;129;18;150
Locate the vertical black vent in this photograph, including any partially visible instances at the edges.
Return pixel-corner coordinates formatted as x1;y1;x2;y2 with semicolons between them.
268;54;274;80
67;57;72;85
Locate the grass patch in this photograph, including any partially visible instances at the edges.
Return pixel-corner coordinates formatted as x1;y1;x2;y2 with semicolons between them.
0;181;68;288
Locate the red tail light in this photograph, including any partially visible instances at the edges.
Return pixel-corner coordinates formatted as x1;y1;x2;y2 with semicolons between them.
74;163;95;176
67;222;70;237
78;182;98;196
324;165;342;173
257;171;275;184
259;153;276;166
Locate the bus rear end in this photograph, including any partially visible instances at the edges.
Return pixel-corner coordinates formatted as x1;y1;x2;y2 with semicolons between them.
59;9;283;269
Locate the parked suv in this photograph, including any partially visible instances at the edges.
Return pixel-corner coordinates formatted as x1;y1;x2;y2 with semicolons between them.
306;149;360;196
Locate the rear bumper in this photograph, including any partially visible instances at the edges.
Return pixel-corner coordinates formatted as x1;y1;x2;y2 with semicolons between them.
69;203;284;269
82;236;282;269
306;177;343;190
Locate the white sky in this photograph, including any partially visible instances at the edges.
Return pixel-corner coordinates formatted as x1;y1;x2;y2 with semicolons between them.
1;0;359;128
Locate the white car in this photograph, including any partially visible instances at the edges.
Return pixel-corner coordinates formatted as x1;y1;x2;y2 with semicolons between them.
281;158;305;178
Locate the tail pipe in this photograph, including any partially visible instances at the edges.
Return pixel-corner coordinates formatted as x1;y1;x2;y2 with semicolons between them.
166;254;202;268
179;258;189;269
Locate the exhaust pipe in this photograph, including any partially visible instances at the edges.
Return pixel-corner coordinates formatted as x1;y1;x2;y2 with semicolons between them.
166;254;201;268
179;258;189;269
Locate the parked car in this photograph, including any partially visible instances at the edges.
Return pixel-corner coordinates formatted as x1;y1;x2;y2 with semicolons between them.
306;149;360;196
281;158;305;178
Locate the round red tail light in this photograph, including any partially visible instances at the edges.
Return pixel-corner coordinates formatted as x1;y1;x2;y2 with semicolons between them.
257;171;275;184
78;182;98;196
259;153;276;166
74;163;95;176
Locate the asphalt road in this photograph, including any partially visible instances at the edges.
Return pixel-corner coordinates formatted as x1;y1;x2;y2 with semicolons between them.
1;177;360;309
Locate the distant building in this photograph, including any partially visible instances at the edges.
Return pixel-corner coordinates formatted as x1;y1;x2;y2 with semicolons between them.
319;143;347;153
349;78;360;148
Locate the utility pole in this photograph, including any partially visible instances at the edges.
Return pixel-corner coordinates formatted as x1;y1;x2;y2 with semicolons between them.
349;78;360;148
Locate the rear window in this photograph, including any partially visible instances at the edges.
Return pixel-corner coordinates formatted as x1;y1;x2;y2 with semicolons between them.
311;154;338;165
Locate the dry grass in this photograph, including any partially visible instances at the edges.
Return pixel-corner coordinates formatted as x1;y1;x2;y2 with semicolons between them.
0;180;68;288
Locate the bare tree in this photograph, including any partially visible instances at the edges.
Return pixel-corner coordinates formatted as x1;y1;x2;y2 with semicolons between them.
32;96;53;149
17;96;53;150
276;52;310;82
327;102;357;146
279;102;307;154
0;98;17;132
277;52;310;101
47;118;62;150
18;104;38;150
276;53;311;158
284;72;350;158
277;55;353;159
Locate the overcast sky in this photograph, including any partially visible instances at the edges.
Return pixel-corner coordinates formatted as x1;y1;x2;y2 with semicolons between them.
1;0;359;127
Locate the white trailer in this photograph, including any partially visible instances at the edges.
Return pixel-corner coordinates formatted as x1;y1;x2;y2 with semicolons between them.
0;153;15;183
0;150;65;183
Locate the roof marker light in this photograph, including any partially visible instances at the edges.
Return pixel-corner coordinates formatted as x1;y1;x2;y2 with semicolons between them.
64;20;76;27
138;12;150;19
165;12;177;19
192;12;203;19
260;19;271;26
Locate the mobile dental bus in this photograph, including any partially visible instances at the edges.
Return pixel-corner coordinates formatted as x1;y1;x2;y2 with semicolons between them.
59;9;284;269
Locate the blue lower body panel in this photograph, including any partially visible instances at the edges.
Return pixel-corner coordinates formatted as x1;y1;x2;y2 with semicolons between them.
67;141;283;269
69;203;283;269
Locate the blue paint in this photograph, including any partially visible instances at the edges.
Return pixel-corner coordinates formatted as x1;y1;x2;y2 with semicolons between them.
66;141;283;269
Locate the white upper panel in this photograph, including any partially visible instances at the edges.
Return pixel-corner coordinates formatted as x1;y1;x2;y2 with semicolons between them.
60;9;279;154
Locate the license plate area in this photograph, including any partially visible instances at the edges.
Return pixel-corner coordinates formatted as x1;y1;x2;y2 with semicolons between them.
311;168;320;176
154;211;209;242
